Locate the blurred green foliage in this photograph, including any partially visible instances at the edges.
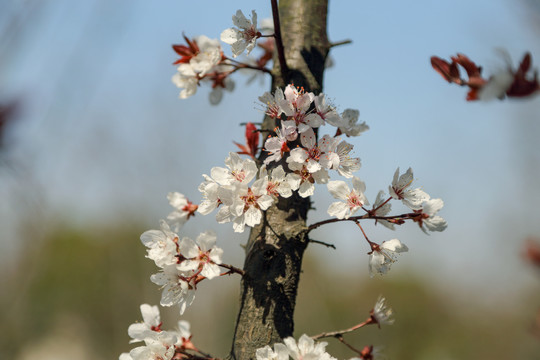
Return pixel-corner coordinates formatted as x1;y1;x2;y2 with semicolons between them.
1;221;539;359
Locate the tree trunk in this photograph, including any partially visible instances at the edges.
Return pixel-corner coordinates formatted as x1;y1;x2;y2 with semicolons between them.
231;1;330;359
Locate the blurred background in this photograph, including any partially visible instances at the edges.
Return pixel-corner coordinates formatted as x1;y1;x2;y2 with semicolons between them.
1;0;540;359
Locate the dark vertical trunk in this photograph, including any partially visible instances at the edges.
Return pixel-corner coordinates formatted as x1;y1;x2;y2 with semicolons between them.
231;1;330;359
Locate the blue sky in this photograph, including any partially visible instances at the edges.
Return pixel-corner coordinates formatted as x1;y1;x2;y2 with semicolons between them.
1;0;540;307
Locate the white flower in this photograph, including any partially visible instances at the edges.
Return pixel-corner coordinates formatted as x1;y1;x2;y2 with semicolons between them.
389;167;429;210
221;10;260;57
129;333;177;360
211;152;258;185
280;85;317;133
287;129;339;174
327;177;369;219
368;238;408;277
415;198;447;233
312;93;341;126
264;127;291;165
218;180;274;233
371;190;394;230
337;109;369;137
197;175;221;215
260;165;296;198
177;231;223;280
284;334;337;360
166;192;198;231
258;87;293;119
140;220;178;268
288;162;329;198
256;343;290;360
150;265;196;315
370;296;394;326
188;35;221;76
172;64;199;99
334;140;361;178
172;320;193;349
127;304;162;343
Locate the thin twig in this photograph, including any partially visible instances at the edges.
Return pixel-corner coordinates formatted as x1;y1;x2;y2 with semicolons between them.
306;212;421;233
218;263;245;276
309;239;336;249
312;319;371;340
330;39;353;48
270;0;288;80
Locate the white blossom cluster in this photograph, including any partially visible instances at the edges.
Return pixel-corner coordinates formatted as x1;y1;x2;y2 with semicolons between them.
256;334;337;360
119;304;192;360
171;35;235;104
141;219;223;314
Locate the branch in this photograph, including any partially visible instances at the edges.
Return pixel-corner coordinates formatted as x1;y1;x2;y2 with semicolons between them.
309;239;336;249
306;212;422;233
270;0;288;80
311;318;372;340
330;39;352;48
219;263;245;276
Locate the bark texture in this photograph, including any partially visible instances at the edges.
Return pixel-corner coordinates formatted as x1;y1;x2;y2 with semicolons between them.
231;1;330;359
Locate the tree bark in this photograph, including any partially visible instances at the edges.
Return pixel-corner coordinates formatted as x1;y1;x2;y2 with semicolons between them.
231;1;330;359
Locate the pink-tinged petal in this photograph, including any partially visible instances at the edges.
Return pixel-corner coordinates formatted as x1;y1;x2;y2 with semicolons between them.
179;237;199;258
381;238;408;253
196;230;217;252
328;201;349;219
201;263;221;279
327;180;350;200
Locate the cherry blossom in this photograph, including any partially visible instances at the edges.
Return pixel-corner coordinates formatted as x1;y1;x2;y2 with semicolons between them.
371;191;394;230
177;231;223;280
197;175;221;215
256;343;290;360
127;304;162;343
287;162;329;198
263;126;291;165
336;109;369;137
368;238;408;277
370;296;394;327
128;333;177;360
260;165;298;199
221;10;261;57
414;198;448;233
140;220;178;268
389;167;429;210
211;152;258;186
166;192;198;231
333;140;361;178
218;179;274;233
312;93;341;126
150;265;196;315
327;177;369;219
283;334;337;360
171;64;199;99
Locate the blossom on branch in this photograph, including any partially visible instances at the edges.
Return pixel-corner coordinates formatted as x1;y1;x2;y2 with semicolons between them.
166;192;198;231
221;10;261;57
389;167;429;210
127;304;162;343
327;177;369;219
414;198;448;233
370;296;395;327
368;238;408;276
177;231;223;280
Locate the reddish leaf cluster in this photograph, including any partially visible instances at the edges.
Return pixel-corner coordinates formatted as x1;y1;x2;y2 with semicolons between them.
431;52;539;101
172;34;201;65
234;122;259;159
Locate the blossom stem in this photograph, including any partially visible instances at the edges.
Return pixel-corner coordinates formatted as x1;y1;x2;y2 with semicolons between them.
311;319;371;340
336;336;365;357
223;57;272;74
306;212;422;233
218;263;245;276
270;0;288;80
